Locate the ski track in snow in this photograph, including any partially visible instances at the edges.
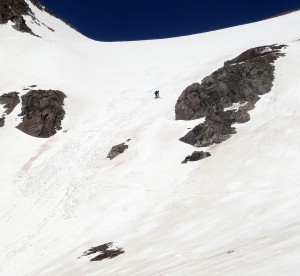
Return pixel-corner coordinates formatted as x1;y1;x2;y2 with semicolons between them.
1;2;300;275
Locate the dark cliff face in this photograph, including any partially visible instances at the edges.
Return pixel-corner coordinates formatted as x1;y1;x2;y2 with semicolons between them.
0;0;74;35
176;44;286;149
0;0;30;24
0;0;36;34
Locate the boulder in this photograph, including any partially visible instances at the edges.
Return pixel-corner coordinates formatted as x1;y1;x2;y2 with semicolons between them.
176;44;286;148
107;143;129;160
17;90;66;138
182;151;211;163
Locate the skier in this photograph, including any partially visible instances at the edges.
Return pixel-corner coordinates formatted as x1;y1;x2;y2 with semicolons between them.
154;90;160;98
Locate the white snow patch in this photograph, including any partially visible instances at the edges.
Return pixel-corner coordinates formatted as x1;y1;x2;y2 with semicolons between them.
1;7;300;276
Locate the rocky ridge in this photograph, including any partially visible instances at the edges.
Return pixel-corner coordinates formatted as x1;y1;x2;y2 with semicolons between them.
0;0;74;35
0;0;38;35
182;151;211;163
176;44;286;153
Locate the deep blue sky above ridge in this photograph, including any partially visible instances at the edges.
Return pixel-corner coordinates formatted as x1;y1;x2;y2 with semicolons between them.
40;0;300;41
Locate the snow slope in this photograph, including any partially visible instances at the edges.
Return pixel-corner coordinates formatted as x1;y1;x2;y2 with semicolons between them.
1;2;300;275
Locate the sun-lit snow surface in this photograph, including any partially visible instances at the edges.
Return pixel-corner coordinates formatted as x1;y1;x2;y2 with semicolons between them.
1;1;300;274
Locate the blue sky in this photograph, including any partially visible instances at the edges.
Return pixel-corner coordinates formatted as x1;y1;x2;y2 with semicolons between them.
40;0;300;41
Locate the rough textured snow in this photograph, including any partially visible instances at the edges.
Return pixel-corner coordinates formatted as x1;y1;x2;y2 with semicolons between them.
1;2;300;275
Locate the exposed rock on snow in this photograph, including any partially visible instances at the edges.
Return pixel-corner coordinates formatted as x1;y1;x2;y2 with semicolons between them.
182;151;211;163
0;0;37;35
107;142;129;160
0;116;4;127
30;0;75;30
180;110;241;147
0;92;20;115
17;90;66;138
0;92;20;128
81;243;125;262
0;0;73;35
176;44;286;147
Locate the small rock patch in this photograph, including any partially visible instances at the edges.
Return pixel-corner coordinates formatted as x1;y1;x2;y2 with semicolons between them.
81;242;125;262
0;92;20;115
0;116;5;127
182;151;211;163
107;142;129;160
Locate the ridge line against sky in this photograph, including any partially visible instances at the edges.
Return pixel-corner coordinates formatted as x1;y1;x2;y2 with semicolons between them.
40;0;300;41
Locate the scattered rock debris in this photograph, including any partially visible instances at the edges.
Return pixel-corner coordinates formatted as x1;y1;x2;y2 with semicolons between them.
182;151;211;163
107;142;129;160
81;242;125;262
175;44;286;154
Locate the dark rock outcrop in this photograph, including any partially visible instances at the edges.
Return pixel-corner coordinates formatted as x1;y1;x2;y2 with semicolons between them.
0;0;37;35
0;92;20;114
107;143;129;160
17;90;66;138
176;44;286;148
180;110;237;147
0;116;5;127
182;151;211;163
81;243;125;262
0;92;20;128
0;0;74;35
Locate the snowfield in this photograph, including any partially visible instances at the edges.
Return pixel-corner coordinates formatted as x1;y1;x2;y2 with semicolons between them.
1;1;300;275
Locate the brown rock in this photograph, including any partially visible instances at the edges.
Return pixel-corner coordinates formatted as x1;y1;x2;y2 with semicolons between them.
0;116;5;128
17;90;66;138
0;92;20;114
176;44;287;149
182;151;211;163
107;143;129;160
